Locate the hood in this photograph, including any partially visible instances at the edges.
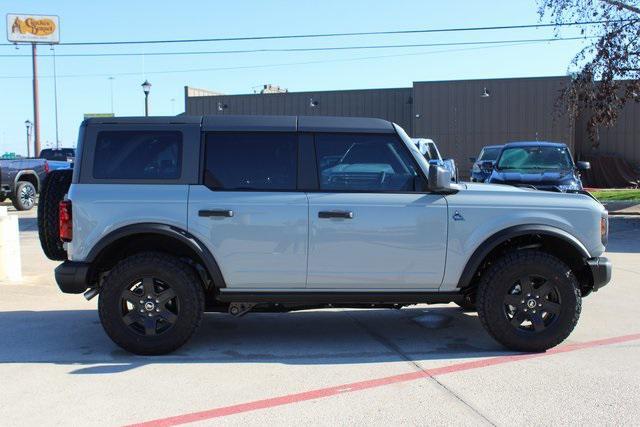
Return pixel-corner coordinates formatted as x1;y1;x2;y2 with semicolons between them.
456;182;531;193
488;169;576;185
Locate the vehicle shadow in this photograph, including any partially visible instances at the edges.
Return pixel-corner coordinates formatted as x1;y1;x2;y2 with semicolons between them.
0;307;511;374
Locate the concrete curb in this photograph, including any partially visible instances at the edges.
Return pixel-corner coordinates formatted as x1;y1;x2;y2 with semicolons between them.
603;201;640;216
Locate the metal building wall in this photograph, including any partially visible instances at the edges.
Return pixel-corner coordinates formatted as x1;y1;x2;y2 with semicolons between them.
411;76;574;178
185;87;413;133
575;101;640;166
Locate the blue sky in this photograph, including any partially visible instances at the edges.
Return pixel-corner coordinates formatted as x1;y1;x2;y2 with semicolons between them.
0;0;591;155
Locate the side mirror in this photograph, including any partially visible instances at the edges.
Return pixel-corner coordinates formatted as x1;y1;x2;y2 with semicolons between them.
480;160;494;170
469;157;476;163
428;164;453;193
576;161;591;171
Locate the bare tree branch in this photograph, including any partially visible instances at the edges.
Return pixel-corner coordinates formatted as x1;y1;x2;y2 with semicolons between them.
601;0;640;15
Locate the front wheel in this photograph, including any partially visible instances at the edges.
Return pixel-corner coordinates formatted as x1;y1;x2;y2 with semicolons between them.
98;252;205;355
477;250;581;352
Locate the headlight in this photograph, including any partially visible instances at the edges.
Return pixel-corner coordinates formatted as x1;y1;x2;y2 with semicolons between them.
601;213;609;245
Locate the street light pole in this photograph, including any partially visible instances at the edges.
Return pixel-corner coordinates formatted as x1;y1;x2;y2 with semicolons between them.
25;120;32;158
141;80;151;116
31;43;41;156
51;45;60;149
108;77;115;114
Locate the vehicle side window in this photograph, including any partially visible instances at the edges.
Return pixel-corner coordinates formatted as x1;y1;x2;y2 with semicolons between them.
204;132;297;191
315;133;418;192
93;131;182;179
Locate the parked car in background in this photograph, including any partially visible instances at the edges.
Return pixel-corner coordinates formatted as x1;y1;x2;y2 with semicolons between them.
487;141;590;192
470;144;503;182
0;158;49;210
39;148;74;171
413;138;457;182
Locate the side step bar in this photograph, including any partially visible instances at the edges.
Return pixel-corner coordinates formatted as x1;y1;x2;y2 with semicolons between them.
217;291;463;305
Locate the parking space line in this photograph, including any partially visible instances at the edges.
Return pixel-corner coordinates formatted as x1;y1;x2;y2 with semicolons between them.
127;333;640;427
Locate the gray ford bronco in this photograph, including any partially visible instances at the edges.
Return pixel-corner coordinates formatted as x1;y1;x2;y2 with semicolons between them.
38;115;611;355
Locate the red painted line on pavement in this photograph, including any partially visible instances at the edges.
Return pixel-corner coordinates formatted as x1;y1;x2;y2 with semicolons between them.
127;333;640;427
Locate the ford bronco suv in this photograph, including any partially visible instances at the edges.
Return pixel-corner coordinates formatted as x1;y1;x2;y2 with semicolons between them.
39;115;611;355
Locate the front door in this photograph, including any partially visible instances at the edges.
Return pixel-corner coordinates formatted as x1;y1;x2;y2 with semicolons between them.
307;133;448;290
188;132;308;289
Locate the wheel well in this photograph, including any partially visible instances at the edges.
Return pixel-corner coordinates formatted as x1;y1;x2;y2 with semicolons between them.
16;173;38;192
463;234;593;299
90;233;215;292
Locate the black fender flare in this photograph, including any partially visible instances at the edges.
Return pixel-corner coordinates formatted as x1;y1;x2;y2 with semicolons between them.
458;224;590;289
86;223;227;288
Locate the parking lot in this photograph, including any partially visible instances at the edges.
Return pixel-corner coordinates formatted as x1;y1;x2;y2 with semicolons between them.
0;206;638;426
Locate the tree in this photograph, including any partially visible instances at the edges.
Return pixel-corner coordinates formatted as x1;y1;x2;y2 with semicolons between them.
539;0;640;146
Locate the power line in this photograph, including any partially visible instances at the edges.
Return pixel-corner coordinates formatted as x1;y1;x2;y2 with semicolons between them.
0;19;620;47
0;39;572;80
0;36;592;58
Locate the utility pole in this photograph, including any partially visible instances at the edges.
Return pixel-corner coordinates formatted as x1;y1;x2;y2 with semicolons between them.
31;43;41;157
52;45;60;149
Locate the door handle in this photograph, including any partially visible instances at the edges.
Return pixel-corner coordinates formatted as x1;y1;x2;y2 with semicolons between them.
318;210;353;219
199;209;234;218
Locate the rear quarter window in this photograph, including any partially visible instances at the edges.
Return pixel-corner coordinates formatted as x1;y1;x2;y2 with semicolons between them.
93;131;182;180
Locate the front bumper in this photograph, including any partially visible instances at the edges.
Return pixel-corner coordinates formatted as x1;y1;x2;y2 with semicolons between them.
55;261;90;294
587;257;612;291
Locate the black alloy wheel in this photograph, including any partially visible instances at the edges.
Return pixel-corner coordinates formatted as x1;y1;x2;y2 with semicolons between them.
120;277;179;336
503;274;561;332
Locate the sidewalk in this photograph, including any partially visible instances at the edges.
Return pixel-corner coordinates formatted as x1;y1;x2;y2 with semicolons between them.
603;201;640;216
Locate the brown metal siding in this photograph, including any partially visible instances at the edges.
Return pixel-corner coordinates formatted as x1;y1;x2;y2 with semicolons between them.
185;88;413;132
411;77;574;178
575;101;640;166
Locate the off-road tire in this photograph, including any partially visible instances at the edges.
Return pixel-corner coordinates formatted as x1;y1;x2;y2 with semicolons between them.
11;181;37;211
37;169;72;260
98;252;205;355
477;250;581;352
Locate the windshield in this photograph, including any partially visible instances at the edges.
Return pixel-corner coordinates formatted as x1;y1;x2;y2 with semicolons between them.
478;147;501;161
496;146;573;171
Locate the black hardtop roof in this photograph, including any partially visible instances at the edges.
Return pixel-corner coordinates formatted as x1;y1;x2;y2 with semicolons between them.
83;115;395;133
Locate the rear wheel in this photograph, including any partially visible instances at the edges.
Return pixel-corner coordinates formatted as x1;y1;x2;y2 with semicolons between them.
98;252;205;355
477;250;581;352
11;181;36;211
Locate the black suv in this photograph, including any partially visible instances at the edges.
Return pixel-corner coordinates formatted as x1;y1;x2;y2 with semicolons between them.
487;141;590;192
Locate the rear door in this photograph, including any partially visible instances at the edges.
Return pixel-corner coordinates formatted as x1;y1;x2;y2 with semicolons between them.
307;132;448;290
188;131;308;289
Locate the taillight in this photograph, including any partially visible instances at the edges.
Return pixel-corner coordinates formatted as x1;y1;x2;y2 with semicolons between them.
44;161;50;174
59;200;72;242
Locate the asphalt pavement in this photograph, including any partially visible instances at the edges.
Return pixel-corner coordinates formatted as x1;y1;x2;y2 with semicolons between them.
0;207;639;426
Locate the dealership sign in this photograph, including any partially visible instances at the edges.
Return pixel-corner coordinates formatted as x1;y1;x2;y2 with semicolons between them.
6;14;60;43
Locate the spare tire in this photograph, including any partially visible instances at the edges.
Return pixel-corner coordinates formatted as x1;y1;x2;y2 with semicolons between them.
38;169;73;261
